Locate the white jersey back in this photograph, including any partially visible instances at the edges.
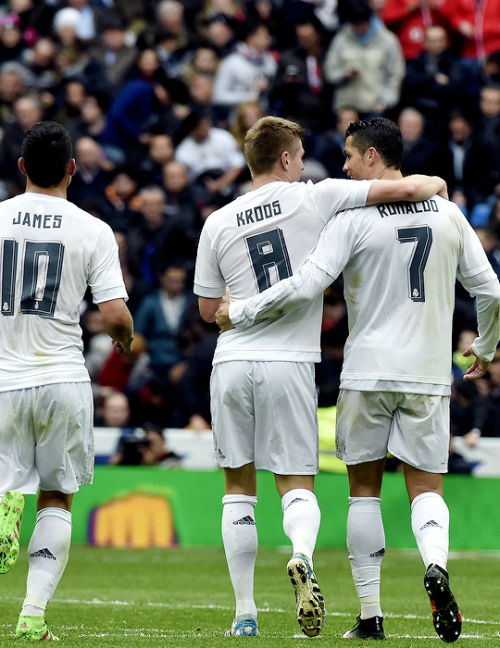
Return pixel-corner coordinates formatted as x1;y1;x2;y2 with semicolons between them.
194;178;372;363
311;195;495;393
0;192;128;392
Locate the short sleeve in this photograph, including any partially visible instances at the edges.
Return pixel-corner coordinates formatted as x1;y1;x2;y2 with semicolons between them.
88;225;128;304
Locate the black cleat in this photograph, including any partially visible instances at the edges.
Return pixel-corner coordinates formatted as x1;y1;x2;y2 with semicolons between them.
424;564;462;643
343;615;385;640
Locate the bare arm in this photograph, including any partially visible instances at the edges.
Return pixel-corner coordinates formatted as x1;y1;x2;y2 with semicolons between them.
199;296;225;323
366;175;447;205
98;298;134;354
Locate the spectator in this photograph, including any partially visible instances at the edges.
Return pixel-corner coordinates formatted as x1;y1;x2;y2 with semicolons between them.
474;227;500;279
401;25;464;130
476;84;500;166
11;0;56;42
138;132;175;187
0;62;25;127
89;13;138;95
55;0;108;43
271;16;333;148
457;351;500;442
133;264;196;425
381;0;475;61
174;107;245;200
67;136;115;208
99;77;172;162
68;91;112;148
398;106;443;177
51;7;82;47
324;1;405;117
126;185;195;287
229;100;263;150
98;390;133;428
137;0;192;54
440;110;499;213
0;14;28;64
475;0;500;59
0;93;43;196
162;160;202;237
212;19;277;120
21;37;60;105
188;72;214;115
52;78;86;127
313;107;360;179
199;13;238;59
109;422;182;466
114;230;150;314
182;45;219;85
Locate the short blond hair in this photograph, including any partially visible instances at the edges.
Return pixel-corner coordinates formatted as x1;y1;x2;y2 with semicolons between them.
244;116;304;177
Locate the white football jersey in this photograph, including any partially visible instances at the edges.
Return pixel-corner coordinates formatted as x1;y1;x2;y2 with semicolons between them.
311;195;499;393
194;178;372;363
228;195;500;393
0;192;128;392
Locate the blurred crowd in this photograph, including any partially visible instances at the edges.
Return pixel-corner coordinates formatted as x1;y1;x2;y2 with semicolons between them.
1;0;500;452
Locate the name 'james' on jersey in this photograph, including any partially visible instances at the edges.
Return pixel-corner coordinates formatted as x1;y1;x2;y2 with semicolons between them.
0;192;127;392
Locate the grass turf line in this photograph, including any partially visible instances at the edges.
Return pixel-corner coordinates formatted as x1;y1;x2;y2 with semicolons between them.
0;546;499;646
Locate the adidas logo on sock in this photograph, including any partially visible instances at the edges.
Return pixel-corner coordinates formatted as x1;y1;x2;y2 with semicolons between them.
233;516;255;525
420;520;442;530
284;497;307;511
30;548;56;560
370;548;386;558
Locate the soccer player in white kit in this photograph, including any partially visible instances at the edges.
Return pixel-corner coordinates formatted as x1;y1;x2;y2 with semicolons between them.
0;122;134;640
194;116;448;637
215;118;500;642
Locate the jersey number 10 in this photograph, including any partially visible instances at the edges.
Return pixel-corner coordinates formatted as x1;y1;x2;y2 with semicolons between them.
1;239;65;317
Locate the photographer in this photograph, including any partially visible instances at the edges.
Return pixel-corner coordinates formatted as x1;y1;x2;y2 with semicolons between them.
109;422;182;466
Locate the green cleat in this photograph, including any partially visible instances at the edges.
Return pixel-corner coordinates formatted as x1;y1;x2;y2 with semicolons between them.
0;490;24;574
15;616;59;642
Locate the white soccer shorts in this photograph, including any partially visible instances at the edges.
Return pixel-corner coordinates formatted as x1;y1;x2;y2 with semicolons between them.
336;389;450;474
210;361;319;475
0;382;94;495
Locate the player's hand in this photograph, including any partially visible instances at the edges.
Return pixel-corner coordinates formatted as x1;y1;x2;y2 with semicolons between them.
463;346;490;380
113;337;133;354
434;176;448;200
215;303;234;332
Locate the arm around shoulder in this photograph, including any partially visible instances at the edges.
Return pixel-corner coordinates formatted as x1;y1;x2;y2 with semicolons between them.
366;175;447;205
98;298;134;354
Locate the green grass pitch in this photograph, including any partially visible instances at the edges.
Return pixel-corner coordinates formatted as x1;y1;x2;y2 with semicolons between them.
1;545;500;646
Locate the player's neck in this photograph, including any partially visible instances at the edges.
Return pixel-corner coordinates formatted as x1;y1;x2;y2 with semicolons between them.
251;170;291;190
376;168;402;181
25;179;67;199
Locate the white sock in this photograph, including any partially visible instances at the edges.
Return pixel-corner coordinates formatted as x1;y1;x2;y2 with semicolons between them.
411;492;449;571
282;489;320;567
222;494;258;621
347;497;384;619
21;507;72;617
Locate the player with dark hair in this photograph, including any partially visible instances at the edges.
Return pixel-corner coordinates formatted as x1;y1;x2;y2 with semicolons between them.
0;121;134;641
194;115;447;637
215;117;500;642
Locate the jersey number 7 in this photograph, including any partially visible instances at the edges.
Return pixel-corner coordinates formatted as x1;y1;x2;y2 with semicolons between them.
396;225;433;303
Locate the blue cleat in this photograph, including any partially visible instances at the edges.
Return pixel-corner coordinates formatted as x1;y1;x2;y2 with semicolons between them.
225;616;259;636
